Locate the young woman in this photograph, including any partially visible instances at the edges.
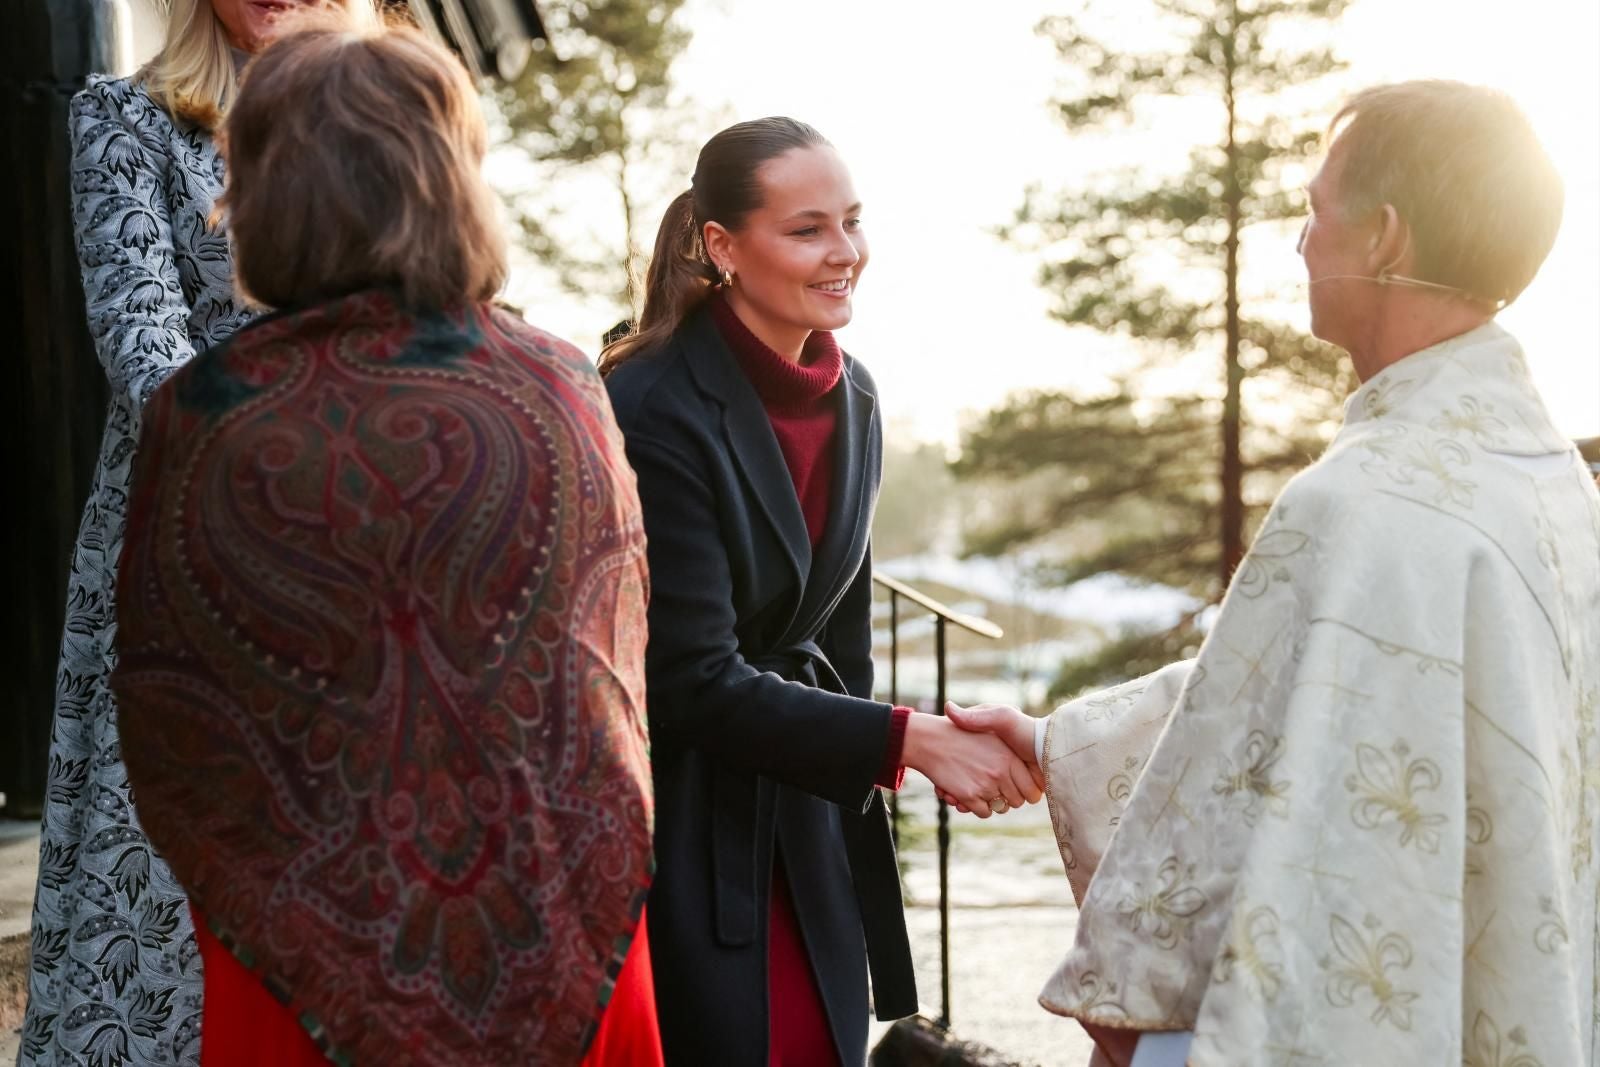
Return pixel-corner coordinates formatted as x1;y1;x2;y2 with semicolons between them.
23;1;371;1063
109;16;657;1067
603;119;1041;1066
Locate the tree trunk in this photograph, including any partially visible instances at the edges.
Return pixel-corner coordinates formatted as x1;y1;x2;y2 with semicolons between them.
1219;1;1245;585
616;97;641;317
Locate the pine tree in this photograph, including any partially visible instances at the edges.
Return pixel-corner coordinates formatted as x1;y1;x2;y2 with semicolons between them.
954;0;1357;696
493;0;701;317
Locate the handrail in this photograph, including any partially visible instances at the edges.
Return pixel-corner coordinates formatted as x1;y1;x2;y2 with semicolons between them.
870;570;1004;1034
872;572;1004;640
1577;436;1599;477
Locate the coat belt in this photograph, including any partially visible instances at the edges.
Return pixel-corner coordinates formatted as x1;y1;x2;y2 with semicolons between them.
721;638;917;1019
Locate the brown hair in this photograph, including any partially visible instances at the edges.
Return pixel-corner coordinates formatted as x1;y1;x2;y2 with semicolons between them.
1327;80;1563;308
599;117;829;374
219;10;507;311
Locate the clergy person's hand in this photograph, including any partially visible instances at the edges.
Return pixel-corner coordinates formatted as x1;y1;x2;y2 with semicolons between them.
901;712;1035;818
941;701;1046;813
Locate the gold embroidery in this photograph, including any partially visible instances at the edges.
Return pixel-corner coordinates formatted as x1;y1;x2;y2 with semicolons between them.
1465;1009;1542;1067
1235;528;1312;600
1106;754;1143;828
1212;903;1284;1003
1214;730;1291;825
1430;395;1509;447
1345;740;1447;854
1465;794;1494;879
1358;377;1415;421
1321;913;1419;1031
1043;718;1078;874
1533;895;1569;955
1117;856;1207;950
1311;617;1463;677
1066;971;1128;1018
1082;683;1147;723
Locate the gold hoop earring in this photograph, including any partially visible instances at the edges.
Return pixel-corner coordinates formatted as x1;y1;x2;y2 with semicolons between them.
719;266;734;289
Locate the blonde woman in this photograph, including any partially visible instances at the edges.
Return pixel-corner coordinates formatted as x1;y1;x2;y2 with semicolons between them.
21;2;372;1064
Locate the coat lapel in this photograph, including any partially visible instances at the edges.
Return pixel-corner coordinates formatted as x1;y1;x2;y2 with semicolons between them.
790;356;878;642
680;311;812;589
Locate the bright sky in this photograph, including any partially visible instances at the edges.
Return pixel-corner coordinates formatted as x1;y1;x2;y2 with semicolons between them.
504;0;1600;444
125;0;1599;443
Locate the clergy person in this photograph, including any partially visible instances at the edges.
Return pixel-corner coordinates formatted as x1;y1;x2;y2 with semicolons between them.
951;80;1600;1067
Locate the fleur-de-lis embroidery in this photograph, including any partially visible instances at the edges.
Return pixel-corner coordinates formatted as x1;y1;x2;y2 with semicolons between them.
1322;913;1419;1030
1403;438;1478;507
1067;971;1128;1017
1083;684;1144;723
1465;1009;1542;1067
1571;687;1599;883
1358;376;1415;421
1430;395;1509;447
1360;428;1477;507
1533;895;1569;956
1106;754;1143;827
1212;903;1284;1002
1357;424;1411;474
1213;730;1291;825
1234;529;1311;600
1117;856;1207;950
1465;795;1494;879
1346;740;1447;854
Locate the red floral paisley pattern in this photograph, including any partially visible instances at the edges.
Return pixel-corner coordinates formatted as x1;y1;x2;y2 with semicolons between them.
113;291;652;1065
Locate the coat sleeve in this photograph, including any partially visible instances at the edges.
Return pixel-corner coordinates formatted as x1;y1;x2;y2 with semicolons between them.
68;81;199;414
622;427;893;811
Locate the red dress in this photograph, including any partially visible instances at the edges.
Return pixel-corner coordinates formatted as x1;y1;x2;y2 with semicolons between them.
193;908;662;1066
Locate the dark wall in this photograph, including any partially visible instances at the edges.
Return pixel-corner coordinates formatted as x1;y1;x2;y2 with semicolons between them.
1;0;110;816
0;0;547;816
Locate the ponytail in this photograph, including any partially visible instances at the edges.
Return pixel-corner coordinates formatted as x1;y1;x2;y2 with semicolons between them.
599;190;719;374
598;117;829;375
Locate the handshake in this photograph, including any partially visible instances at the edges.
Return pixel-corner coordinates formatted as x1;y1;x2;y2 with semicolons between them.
900;702;1043;818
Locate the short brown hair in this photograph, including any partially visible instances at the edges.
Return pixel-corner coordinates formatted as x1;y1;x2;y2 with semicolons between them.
1327;80;1563;308
221;12;507;311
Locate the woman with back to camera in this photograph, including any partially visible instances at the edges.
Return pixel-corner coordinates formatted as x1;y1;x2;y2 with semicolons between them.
603;119;1044;1065
109;13;659;1067
22;0;372;1063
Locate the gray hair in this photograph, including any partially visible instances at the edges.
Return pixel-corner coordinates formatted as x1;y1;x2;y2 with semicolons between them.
1327;80;1563;307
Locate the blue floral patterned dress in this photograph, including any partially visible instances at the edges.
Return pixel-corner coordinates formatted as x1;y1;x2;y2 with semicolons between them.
20;74;253;1067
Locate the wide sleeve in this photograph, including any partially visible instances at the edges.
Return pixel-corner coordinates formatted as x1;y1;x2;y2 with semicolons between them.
1039;475;1475;1066
621;427;893;811
68;80;199;414
1041;659;1195;905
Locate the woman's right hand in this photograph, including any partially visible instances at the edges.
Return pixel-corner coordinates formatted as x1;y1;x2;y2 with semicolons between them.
900;712;1041;818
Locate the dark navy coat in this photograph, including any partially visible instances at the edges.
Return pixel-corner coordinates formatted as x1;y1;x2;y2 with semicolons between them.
605;307;916;1065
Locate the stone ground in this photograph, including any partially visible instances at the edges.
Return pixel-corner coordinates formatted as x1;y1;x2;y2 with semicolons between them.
2;820;38;1063
873;774;1095;1066
0;778;1096;1066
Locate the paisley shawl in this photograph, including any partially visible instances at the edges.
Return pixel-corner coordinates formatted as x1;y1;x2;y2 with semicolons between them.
111;290;653;1065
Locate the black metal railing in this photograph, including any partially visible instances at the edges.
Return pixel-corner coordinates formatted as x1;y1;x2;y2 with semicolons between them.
872;571;1004;1033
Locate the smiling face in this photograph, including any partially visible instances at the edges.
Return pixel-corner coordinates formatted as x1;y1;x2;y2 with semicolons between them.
210;0;314;52
704;144;867;359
